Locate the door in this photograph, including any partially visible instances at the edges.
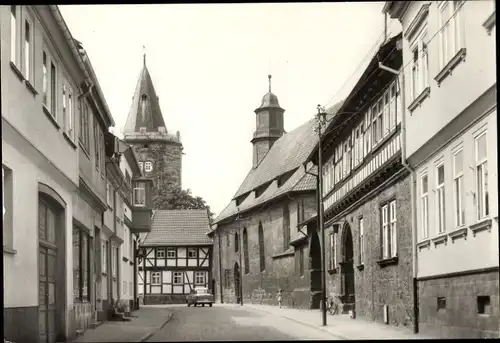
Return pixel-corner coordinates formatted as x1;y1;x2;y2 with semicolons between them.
341;223;355;304
39;199;58;343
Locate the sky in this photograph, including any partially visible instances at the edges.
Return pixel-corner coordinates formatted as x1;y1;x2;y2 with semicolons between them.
59;2;401;217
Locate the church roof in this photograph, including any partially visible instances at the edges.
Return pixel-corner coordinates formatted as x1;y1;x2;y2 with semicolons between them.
213;100;343;225
142;209;213;247
124;58;167;134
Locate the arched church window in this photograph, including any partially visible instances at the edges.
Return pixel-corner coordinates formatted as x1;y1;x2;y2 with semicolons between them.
243;228;249;274
234;232;239;253
258;222;265;272
145;161;153;172
283;204;290;251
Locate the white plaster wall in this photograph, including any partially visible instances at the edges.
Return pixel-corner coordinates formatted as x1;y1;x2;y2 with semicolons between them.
2;139;75;309
416;110;498;277
400;1;497;158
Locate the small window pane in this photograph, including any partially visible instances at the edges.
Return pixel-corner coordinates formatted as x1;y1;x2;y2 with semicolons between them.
476;133;487;161
438;165;445;184
422;175;428;193
454;150;463;175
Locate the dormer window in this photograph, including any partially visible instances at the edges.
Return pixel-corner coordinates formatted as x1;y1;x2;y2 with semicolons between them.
145;161;153;172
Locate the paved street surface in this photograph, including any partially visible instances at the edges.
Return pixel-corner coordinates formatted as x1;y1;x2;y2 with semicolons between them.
71;307;172;342
146;304;339;341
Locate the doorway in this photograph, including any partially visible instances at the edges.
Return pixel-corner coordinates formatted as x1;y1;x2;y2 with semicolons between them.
38;197;60;343
233;262;241;303
309;228;321;309
341;223;355;305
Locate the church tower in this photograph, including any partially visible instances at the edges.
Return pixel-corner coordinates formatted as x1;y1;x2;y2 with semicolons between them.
251;75;285;168
123;54;183;199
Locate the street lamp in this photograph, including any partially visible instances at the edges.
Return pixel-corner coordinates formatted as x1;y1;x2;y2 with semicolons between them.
314;104;328;327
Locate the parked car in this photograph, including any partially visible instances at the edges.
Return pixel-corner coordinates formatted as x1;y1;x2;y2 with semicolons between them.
187;287;214;307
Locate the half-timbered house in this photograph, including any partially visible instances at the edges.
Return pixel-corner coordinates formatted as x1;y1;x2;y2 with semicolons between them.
307;32;414;328
138;209;213;304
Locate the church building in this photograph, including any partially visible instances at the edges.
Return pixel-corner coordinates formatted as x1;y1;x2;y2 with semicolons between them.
123;55;183;198
209;75;343;309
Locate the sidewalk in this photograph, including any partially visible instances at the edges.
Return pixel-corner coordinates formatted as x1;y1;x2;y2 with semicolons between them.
70;307;173;342
221;303;436;340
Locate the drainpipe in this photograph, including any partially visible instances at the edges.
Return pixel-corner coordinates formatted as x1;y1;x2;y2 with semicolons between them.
378;60;418;333
218;232;224;304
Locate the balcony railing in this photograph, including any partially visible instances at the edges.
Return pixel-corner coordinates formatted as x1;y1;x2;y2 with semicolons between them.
323;132;401;211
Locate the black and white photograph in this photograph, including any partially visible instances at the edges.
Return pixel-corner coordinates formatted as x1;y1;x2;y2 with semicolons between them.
1;1;498;342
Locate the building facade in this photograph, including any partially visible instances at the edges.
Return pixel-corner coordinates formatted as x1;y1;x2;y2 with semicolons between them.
385;0;498;338
123;56;183;201
307;33;415;328
138;210;213;304
209;77;343;309
2;5;113;342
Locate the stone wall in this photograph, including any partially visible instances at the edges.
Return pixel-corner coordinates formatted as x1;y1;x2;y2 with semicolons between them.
214;193;317;309
326;174;414;328
131;141;183;200
145;294;188;305
418;269;499;338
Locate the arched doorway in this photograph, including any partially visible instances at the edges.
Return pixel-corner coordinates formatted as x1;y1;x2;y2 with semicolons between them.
340;223;355;307
309;227;321;309
38;184;66;343
234;262;241;304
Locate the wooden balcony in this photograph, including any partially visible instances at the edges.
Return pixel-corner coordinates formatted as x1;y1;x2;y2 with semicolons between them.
129;206;153;233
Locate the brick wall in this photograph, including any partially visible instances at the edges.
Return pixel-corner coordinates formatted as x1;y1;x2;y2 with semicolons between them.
214;193;317;309
326;174;414;327
418;270;499;338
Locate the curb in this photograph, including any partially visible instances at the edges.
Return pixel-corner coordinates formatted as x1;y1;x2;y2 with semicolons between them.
136;312;174;342
241;305;349;340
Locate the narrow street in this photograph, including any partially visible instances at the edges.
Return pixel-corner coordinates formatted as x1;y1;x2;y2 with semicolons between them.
145;305;340;341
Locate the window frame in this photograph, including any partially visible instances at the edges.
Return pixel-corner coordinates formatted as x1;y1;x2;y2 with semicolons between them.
101;240;107;274
436;162;446;234
195;271;205;285
409;23;429;102
80;102;91;152
359;217;365;265
166;248;176;258
258;222;265;272
50;61;57;116
145;161;153;172
172;271;183;285
474;131;489;220
438;1;465;70
2;165;14;251
23;16;34;83
133;185;146;207
73;227;91;302
381;199;397;259
420;171;429;239
452;148;465;228
10;6;18;65
42;51;49;107
151;271;161;285
188;247;197;258
329;231;336;270
243;228;249;274
156;248;165;259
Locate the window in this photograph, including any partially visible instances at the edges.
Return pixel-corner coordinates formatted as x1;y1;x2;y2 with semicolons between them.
133;184;146;207
234;232;239;253
364;110;372;155
381;200;397;259
145;161;153;172
106;182;113;207
195;271;205;285
73;227;91;302
436;164;446;234
359;218;365;265
173;272;183;285
383;90;390;136
156;248;165;259
258;222;265;272
299;246;304;276
477;296;491;314
139;162;144;172
329;231;336;269
10;6;17;64
151;272;161;285
297;200;305;226
100;131;105;175
112;246;117;278
453;149;465;227
409;25;429;102
102;240;107;274
188;247;197;258
389;83;397;130
80;103;90;151
95;120;100;170
438;1;464;69
50;62;57;115
420;173;429;238
226;234;230;247
167;248;176;258
243;228;249;274
475;132;489;220
24;20;32;82
42;51;48;106
437;297;446;310
2;165;13;250
283;204;290;250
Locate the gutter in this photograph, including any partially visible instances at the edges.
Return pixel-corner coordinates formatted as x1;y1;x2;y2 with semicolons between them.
378;59;418;333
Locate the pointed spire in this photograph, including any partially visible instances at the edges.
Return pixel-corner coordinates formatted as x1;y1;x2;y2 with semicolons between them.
143;45;146;66
268;74;272;93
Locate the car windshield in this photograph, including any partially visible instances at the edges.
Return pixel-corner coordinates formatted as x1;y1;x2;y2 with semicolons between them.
196;288;208;295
